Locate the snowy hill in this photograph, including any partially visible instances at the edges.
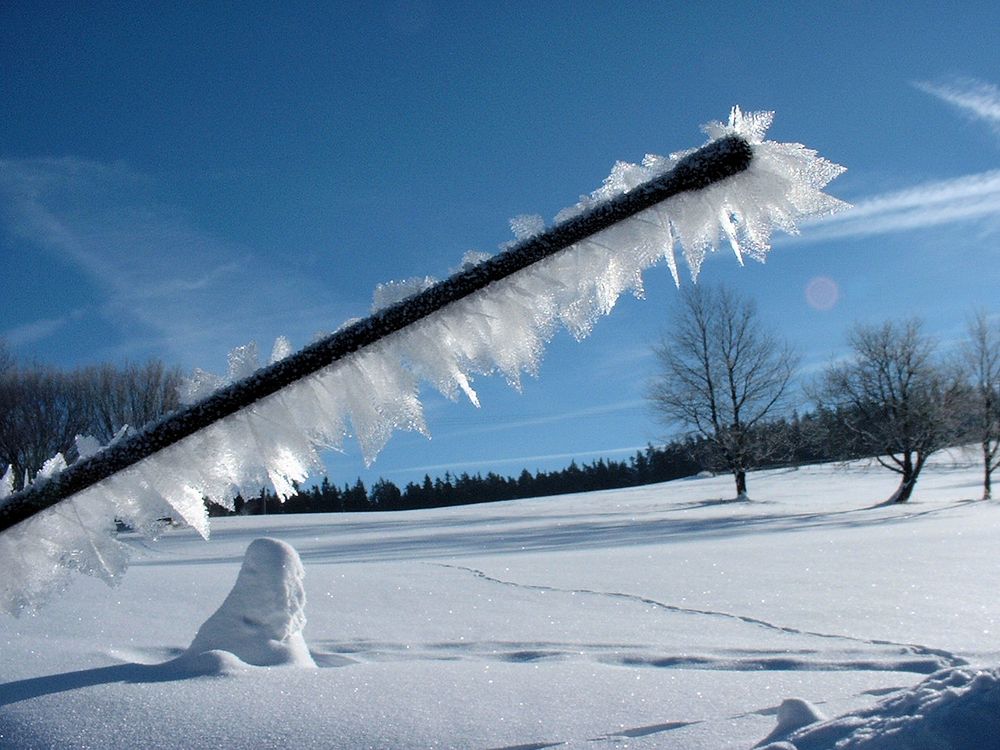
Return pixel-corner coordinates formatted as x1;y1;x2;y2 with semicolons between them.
2;453;999;749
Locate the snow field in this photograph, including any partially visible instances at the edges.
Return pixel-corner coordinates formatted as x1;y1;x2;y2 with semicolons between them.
2;454;999;748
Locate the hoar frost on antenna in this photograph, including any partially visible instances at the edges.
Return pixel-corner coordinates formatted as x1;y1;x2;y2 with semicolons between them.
0;108;848;615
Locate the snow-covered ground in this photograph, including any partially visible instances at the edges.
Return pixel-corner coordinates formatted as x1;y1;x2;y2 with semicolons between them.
2;451;999;749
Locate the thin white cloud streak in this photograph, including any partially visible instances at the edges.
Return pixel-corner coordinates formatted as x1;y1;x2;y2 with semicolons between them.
779;78;1000;246
2;310;83;347
384;444;649;477
915;77;1000;134
432;399;647;439
792;169;1000;244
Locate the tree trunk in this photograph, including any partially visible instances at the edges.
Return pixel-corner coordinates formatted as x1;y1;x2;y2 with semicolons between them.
889;453;920;503
890;474;918;503
734;469;748;500
984;444;993;501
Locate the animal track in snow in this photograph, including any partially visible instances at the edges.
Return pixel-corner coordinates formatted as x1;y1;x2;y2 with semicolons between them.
433;563;968;674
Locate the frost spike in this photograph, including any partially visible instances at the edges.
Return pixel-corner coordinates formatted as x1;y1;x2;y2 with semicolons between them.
0;135;754;536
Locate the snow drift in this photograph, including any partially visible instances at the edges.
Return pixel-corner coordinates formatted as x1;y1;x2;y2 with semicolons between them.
760;667;1000;749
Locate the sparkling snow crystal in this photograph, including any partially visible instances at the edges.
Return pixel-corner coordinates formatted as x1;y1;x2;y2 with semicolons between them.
0;108;848;614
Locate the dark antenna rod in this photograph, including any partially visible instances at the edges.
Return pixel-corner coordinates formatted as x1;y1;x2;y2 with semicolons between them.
0;135;753;534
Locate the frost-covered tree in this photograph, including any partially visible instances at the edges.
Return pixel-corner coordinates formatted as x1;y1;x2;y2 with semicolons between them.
816;318;963;504
647;285;798;499
962;311;1000;500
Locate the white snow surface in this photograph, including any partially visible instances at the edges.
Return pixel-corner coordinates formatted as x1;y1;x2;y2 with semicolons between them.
761;667;1000;749
0;108;849;616
2;452;999;749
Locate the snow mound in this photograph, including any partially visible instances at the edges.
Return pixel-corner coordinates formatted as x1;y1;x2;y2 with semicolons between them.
756;698;826;747
182;538;315;668
760;667;1000;749
168;648;250;677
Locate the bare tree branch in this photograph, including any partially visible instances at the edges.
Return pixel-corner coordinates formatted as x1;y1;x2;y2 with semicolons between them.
814;318;963;503
647;285;799;498
962;310;1000;499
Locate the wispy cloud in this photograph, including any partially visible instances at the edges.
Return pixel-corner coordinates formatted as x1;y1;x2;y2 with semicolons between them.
915;76;1000;134
1;310;85;347
792;168;1000;244
435;399;647;440
0;157;355;367
775;77;1000;247
384;444;648;477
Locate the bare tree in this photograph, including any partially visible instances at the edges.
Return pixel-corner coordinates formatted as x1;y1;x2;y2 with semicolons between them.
0;346;182;490
83;360;183;442
0;365;93;486
647;284;798;498
962;310;1000;499
815;318;963;504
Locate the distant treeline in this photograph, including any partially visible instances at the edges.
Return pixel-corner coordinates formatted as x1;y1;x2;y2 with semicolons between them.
0;344;182;489
223;407;868;516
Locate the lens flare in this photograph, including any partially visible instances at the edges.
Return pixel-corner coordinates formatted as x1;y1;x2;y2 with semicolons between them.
805;276;839;311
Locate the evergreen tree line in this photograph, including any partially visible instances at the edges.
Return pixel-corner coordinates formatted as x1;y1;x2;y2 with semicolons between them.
224;407;872;516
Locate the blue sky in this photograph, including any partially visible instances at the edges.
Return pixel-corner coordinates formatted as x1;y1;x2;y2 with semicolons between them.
3;1;1000;489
